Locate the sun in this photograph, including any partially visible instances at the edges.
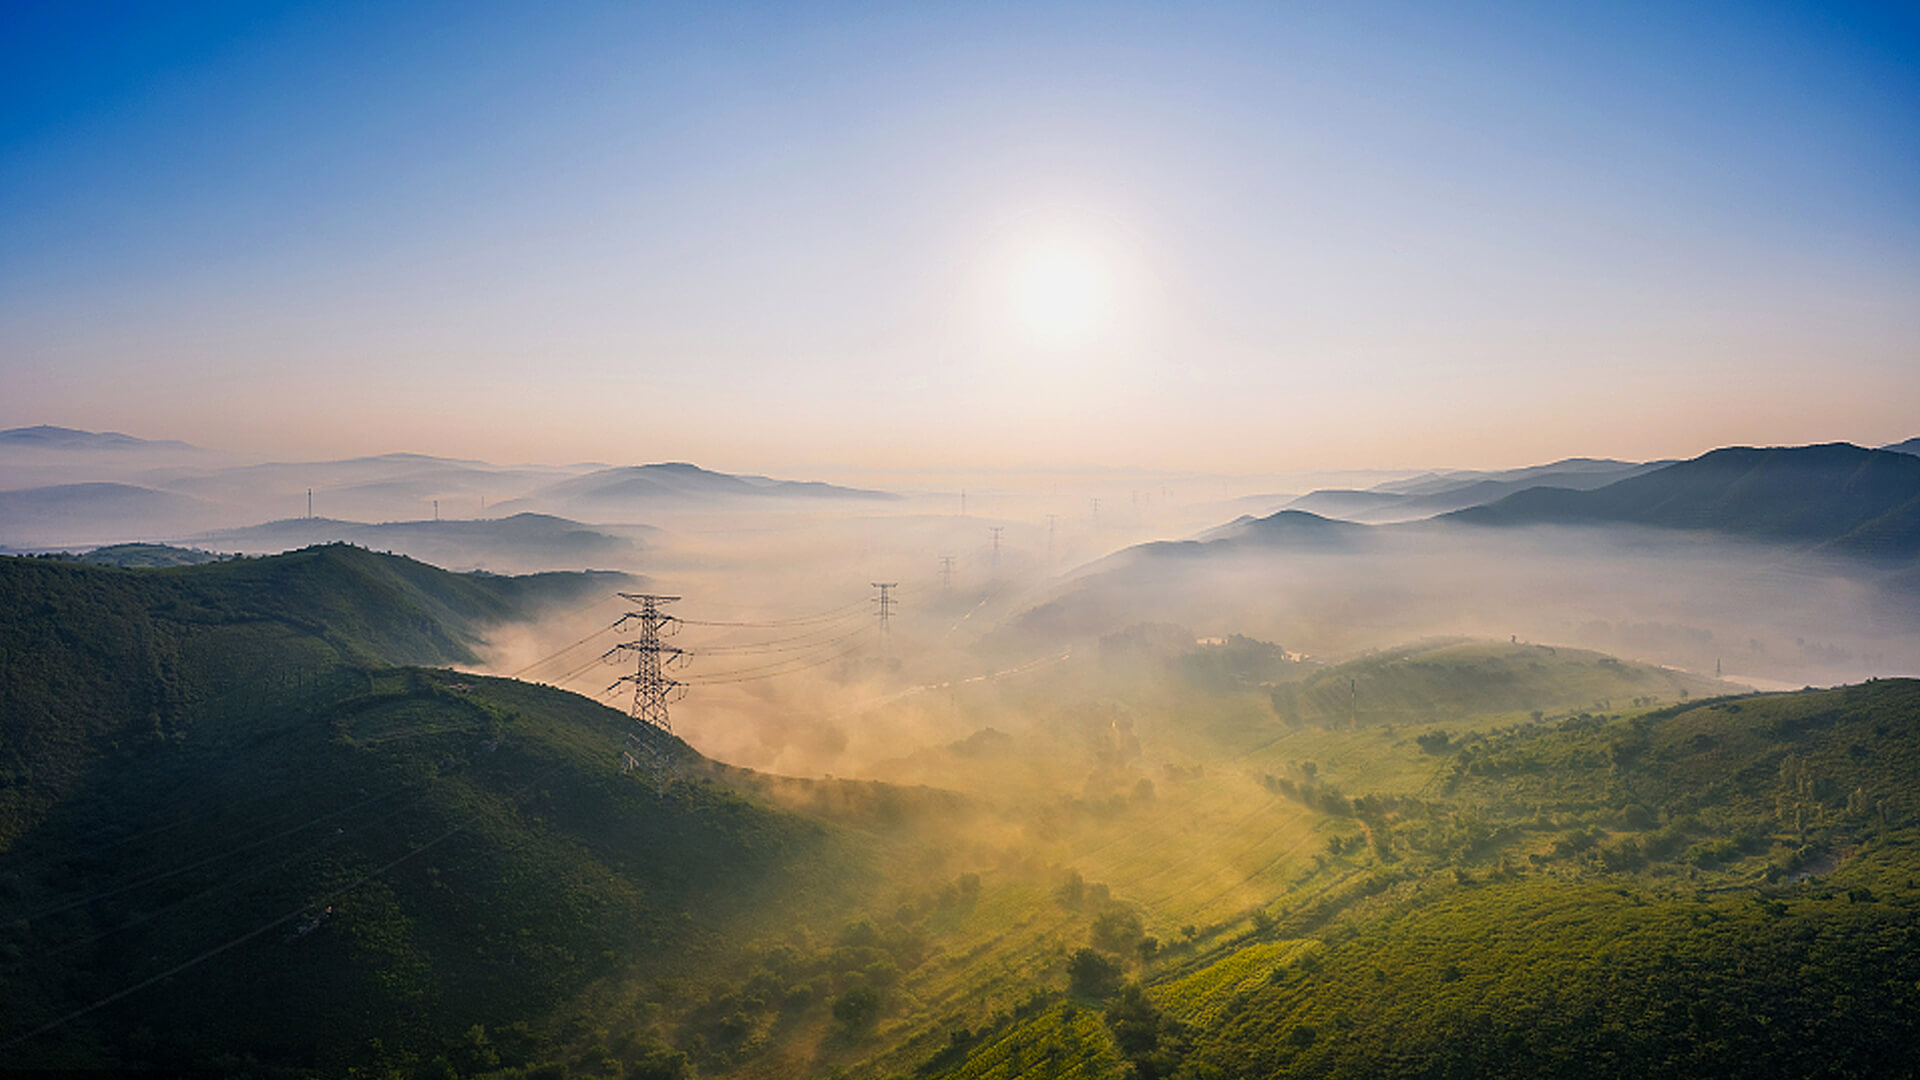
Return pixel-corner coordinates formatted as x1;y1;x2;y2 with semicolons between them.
1009;242;1110;349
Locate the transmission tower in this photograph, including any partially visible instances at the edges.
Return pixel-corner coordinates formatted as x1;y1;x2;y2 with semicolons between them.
1046;514;1059;569
938;556;955;590
988;526;1004;572
604;592;685;792
871;582;898;662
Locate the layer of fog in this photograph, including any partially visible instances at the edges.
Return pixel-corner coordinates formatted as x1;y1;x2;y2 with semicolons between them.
1014;521;1920;690
13;431;1918;788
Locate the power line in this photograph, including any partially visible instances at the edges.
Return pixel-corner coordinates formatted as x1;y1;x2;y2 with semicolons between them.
504;621;621;679
680;611;866;655
676;599;866;628
682;622;875;681
685;632;875;685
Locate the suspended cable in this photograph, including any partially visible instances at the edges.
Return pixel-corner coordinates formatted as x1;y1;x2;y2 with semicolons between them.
685;615;869;656
682;623;874;681
685;641;872;685
677;598;867;628
503;620;622;679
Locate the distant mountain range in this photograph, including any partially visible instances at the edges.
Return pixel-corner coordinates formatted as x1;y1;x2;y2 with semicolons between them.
1007;442;1920;682
1285;458;1671;523
1448;443;1920;560
0;427;904;550
0;424;200;451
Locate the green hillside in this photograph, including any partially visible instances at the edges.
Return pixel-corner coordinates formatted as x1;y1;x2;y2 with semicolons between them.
0;548;873;1076
925;678;1920;1080
0;544;622;848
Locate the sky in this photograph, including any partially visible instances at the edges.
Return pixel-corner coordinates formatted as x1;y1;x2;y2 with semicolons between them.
3;0;1917;473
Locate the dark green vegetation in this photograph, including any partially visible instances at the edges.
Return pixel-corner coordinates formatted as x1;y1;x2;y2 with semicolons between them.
0;548;870;1076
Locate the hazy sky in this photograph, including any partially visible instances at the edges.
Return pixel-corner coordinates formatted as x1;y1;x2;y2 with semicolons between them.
3;1;1916;472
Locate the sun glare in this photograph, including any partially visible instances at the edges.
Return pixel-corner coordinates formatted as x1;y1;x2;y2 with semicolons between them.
1010;243;1109;349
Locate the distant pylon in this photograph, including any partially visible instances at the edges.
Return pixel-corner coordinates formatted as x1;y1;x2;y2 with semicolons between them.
988;526;1004;572
939;556;955;590
1046;514;1059;569
871;582;898;662
604;593;685;793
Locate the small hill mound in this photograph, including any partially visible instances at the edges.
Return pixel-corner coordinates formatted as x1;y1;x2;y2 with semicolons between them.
1269;639;1734;727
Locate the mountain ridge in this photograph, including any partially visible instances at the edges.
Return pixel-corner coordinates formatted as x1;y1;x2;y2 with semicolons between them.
1447;442;1920;559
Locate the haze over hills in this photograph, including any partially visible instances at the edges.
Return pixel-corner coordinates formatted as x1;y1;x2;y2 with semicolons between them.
0;429;906;562
1011;444;1920;688
6;439;1920;1077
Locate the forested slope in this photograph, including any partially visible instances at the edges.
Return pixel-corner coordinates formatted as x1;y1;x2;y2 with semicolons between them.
0;548;868;1076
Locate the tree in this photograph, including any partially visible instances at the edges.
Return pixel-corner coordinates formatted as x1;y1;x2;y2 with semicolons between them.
1068;948;1123;998
832;985;883;1032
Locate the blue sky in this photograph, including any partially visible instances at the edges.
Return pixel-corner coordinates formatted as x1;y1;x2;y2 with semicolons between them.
3;1;1916;470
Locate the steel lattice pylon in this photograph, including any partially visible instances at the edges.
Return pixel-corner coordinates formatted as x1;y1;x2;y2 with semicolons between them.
603;592;685;793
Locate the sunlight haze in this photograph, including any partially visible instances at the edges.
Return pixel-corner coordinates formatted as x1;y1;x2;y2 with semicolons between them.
3;1;1915;470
